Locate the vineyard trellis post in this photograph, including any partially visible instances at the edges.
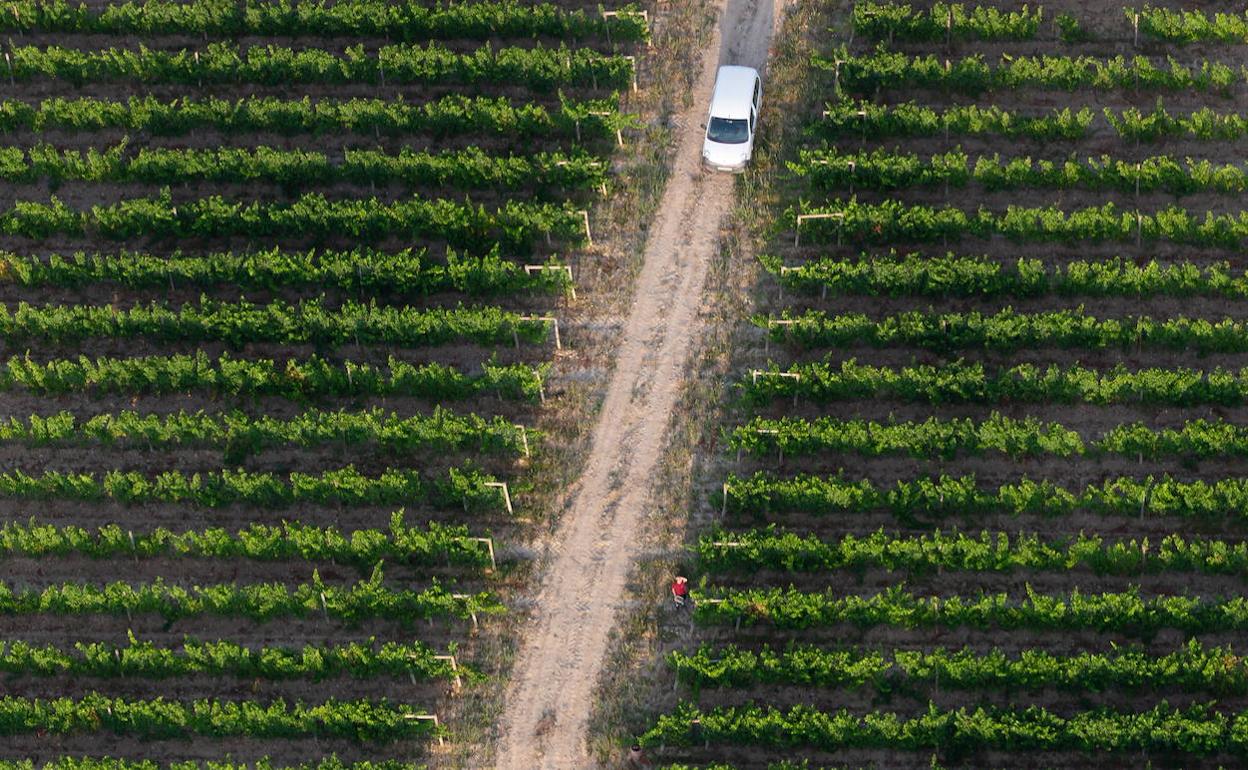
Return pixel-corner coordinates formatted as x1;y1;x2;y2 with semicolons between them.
795;212;844;247
432;654;463;691
587;110;624;147
405;713;444;746
517;315;561;350
524;264;576;300
755;427;782;464
765;318;796;354
751;369;802;407
513;424;531;457
600;6;651;47
449;595;478;630
622;55;638;91
484;480;514;514
576;208;594;244
466;536;497;571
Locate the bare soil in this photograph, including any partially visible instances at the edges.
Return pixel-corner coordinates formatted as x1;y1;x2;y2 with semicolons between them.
489;0;784;766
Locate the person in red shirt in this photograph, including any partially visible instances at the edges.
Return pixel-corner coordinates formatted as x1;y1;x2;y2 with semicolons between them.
670;576;689;607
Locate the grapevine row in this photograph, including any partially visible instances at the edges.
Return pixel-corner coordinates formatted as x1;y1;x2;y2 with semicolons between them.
765;307;1248;355
792;148;1248;196
0;247;569;296
0;94;624;139
852;2;1042;42
695;528;1248;577
765;252;1248;300
722;471;1248;522
0;513;492;570
0;569;500;623
792;198;1248;248
0;466;506;511
0;299;553;348
12;43;632;91
1133;6;1248;45
816;99;1248;143
0;353;545;401
733;414;1248;460
0;193;583;249
0;144;606;192
692;584;1248;634
744;359;1248;407
0;759;418;770
0;633;461;682
0;406;527;459
824;49;1241;95
0;693;434;742
643;701;1248;753
816;99;1093;140
0;0;649;41
669;639;1248;694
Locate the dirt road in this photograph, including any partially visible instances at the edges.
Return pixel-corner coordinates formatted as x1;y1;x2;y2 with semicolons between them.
492;0;784;766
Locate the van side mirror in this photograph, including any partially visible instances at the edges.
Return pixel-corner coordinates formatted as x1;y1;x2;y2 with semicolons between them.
700;123;706;129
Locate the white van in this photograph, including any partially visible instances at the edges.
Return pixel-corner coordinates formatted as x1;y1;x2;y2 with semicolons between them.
702;65;762;173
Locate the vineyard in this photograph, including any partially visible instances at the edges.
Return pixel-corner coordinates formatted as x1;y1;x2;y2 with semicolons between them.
0;0;651;766
641;1;1248;768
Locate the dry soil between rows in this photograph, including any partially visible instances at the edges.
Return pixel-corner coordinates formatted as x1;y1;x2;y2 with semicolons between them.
491;0;784;767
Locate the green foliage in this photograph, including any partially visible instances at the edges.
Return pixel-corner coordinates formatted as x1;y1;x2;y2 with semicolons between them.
767;252;1248;300
732;414;1248;461
0;693;437;741
742;359;1248;407
0;246;569;296
0;0;649;41
0;192;584;251
695;528;1248;577
670;639;1248;695
0;632;463;682
10;42;633;91
0;466;508;511
692;584;1248;635
824;47;1241;95
853;2;1042;41
817;99;1248;143
792;148;1248;196
1055;12;1090;42
731;413;1079;458
791;197;1248;248
0;758;422;770
643;701;1248;752
0;567;500;623
0;512;492;570
0;94;625;140
815;99;1093;141
1133;6;1248;44
0;406;527;460
720;471;1248;522
764;306;1248;354
0;143;606;193
0;298;553;347
0;352;545;401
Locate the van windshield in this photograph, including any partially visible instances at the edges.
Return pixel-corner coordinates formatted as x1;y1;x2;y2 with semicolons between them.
706;117;749;144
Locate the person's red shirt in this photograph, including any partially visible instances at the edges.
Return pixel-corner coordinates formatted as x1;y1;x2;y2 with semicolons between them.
671;580;688;597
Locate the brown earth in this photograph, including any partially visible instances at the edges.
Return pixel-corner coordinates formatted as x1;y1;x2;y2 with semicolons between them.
490;0;784;766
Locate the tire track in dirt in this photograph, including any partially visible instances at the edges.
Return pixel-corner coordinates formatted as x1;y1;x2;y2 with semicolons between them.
492;0;783;766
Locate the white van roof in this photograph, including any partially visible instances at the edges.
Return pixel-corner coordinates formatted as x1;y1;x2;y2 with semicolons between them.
709;65;758;120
